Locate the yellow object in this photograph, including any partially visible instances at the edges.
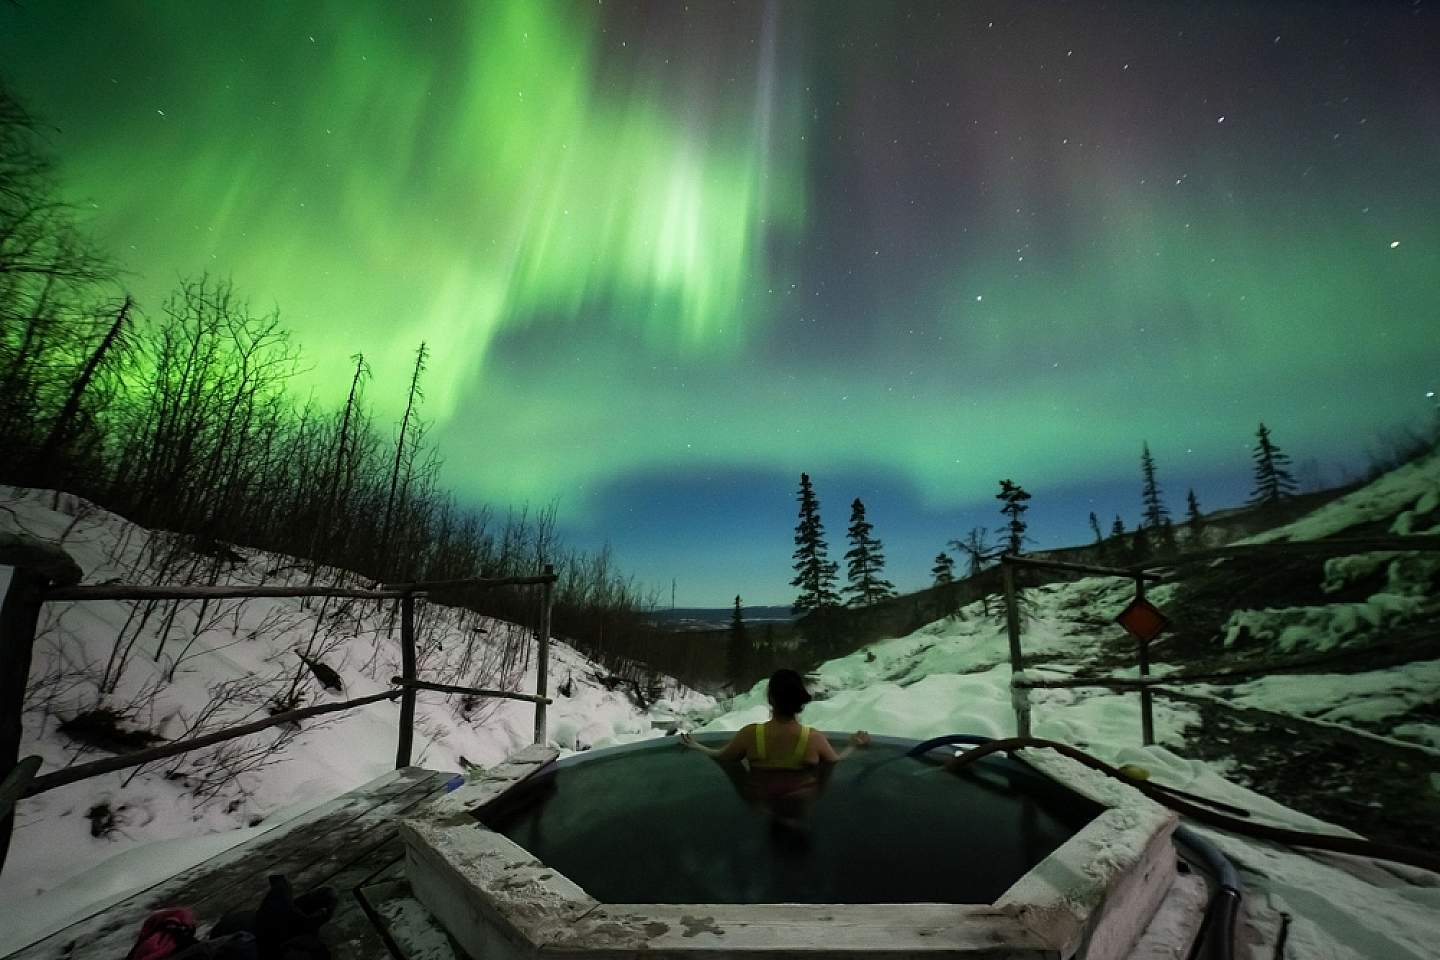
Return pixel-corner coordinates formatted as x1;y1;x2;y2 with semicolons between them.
1118;763;1151;781
754;723;810;768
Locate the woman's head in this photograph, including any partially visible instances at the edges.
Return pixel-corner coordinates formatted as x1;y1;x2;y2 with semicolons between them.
767;669;812;718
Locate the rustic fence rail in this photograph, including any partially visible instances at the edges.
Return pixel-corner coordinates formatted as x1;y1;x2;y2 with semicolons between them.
1002;535;1440;748
0;531;556;877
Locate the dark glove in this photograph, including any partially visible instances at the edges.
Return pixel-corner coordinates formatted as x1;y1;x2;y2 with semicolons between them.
254;875;336;948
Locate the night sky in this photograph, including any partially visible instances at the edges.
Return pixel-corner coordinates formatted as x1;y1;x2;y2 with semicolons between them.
3;1;1437;606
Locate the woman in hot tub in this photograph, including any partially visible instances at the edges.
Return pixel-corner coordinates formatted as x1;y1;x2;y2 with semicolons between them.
680;669;870;832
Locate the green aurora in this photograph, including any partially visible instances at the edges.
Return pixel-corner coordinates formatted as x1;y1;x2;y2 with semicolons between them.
2;1;1437;603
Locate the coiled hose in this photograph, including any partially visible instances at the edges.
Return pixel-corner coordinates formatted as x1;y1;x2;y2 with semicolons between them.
906;734;1241;959
930;736;1440;960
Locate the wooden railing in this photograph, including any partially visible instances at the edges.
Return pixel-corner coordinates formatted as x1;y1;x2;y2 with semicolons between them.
1001;537;1440;747
0;532;555;877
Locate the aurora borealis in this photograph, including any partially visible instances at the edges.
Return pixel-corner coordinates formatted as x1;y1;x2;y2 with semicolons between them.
2;1;1437;605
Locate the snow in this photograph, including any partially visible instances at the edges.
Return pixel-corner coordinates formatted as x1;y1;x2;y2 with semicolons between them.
689;566;1439;960
1220;660;1440;730
6;468;1440;960
0;486;711;948
1220;552;1440;653
1242;449;1440;543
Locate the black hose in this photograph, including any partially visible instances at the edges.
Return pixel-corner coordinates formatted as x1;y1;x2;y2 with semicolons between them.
923;733;1241;960
1175;826;1241;960
948;737;1440;873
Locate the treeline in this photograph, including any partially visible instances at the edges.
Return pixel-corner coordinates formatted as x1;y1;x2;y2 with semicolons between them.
0;83;658;666
768;423;1327;668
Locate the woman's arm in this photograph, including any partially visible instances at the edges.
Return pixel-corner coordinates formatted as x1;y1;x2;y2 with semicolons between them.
817;730;871;763
681;725;751;762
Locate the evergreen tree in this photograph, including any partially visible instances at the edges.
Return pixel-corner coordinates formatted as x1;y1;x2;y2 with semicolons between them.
1131;523;1151;565
1140;442;1175;553
726;595;749;692
1248;422;1298;508
790;473;840;614
950;528;997;579
996;479;1031;555
1105;515;1126;565
1089;511;1103;545
930;552;955;586
1185;488;1205;545
844;498;896;606
951;527;998;616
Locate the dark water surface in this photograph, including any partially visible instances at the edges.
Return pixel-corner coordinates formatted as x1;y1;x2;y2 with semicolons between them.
481;742;1099;904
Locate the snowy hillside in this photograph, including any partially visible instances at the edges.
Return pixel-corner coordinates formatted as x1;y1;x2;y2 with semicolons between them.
0;486;710;948
685;452;1440;959
693;576;1439;958
4;452;1438;959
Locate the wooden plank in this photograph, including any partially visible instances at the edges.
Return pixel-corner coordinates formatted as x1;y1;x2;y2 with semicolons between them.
1148;535;1440;567
427;744;557;819
552;904;1053;957
390;677;552;705
357;870;469;960
534;569;553;744
1001;563;1030;739
44;584;405;602
1135;575;1154;747
0;756;41;820
382;573;558;592
183;770;447;919
397;595;418;769
5;767;439;960
1002;553;1164;581
1;567;49;876
0;533;83;585
23;690;404;798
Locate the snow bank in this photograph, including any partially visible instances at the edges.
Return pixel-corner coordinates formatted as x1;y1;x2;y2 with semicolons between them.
0;487;711;922
1243;449;1440;543
1222;552;1440;653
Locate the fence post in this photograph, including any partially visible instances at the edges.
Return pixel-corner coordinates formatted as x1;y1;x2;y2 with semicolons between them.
1001;560;1030;739
533;565;554;745
1135;574;1155;746
395;593;417;769
0;535;81;878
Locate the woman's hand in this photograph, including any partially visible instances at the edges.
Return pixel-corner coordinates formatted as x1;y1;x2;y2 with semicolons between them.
849;730;871;748
679;731;695;748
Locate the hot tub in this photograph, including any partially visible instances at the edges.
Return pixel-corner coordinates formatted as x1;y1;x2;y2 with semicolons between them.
401;734;1180;959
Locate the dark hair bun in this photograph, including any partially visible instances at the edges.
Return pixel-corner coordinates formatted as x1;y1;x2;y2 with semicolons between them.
767;669;812;716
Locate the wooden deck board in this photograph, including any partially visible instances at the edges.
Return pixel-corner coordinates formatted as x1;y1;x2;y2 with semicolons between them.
356;864;469;960
3;766;454;960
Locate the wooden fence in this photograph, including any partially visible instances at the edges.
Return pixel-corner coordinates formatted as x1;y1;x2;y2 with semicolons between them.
1001;536;1440;747
0;532;555;877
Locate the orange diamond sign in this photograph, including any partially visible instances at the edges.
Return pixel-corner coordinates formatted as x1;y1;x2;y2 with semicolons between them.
1116;597;1169;643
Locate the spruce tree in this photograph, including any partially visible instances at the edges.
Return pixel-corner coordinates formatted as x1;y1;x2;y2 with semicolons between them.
1089;511;1103;545
931;552;955;586
1106;515;1126;565
1140;442;1175;554
996;480;1031;555
1131;523;1151;565
1185;488;1205;544
726;595;748;692
950;527;997;579
790;473;840;614
1249;422;1298;508
951;527;997;615
844;498;896;607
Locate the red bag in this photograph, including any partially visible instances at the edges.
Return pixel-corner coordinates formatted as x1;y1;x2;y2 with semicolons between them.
125;907;198;960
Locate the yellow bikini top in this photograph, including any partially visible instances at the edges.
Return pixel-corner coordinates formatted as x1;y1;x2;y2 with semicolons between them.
753;722;810;768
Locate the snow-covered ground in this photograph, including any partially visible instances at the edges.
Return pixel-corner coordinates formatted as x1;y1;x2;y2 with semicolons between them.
692;580;1440;959
0;487;711;952
5;452;1440;959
